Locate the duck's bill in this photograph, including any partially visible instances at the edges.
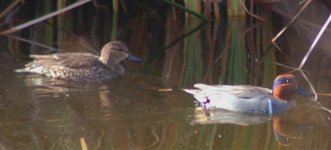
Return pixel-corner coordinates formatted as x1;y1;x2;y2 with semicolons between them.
296;86;313;97
127;53;142;63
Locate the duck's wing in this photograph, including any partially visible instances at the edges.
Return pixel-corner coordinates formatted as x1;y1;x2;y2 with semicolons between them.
29;53;102;69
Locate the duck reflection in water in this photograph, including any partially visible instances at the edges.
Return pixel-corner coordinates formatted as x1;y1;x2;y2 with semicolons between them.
184;74;314;145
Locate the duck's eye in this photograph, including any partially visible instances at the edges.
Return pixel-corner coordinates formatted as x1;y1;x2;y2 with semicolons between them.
272;78;293;89
282;79;292;84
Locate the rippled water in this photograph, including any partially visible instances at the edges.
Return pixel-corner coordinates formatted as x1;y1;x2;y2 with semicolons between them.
0;3;331;149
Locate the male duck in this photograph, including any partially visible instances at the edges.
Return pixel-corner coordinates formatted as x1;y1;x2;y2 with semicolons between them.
16;41;141;81
184;74;312;115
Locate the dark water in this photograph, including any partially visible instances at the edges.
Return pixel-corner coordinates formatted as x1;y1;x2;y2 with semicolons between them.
0;2;331;150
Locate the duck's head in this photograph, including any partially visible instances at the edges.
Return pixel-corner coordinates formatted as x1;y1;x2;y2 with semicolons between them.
272;74;312;100
99;41;142;66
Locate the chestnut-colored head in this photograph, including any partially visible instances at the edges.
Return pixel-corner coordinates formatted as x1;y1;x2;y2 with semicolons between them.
272;74;300;100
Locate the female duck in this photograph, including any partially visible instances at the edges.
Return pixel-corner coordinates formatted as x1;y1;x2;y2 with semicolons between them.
16;41;141;81
184;74;312;115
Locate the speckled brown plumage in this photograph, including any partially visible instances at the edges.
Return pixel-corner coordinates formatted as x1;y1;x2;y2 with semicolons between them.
16;41;140;81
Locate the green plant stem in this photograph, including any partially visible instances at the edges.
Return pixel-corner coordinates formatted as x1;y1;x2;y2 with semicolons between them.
161;0;211;21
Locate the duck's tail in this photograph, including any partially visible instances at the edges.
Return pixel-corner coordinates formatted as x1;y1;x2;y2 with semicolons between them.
15;63;43;74
183;88;209;103
15;68;29;74
183;89;199;95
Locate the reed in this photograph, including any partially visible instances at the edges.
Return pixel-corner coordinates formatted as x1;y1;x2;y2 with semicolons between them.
44;1;53;46
162;0;211;21
111;13;118;40
180;19;204;86
163;0;246;19
112;0;118;13
183;0;201;18
227;0;245;16
56;0;65;48
1;0;92;35
0;0;23;21
213;0;221;18
223;17;247;84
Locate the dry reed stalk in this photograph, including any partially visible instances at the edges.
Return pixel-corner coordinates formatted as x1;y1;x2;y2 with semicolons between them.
204;0;211;17
0;0;24;21
298;13;331;69
120;0;128;13
7;34;58;51
112;0;118;13
239;0;266;21
272;0;312;50
1;0;92;35
213;0;220;18
80;137;88;150
227;0;245;16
